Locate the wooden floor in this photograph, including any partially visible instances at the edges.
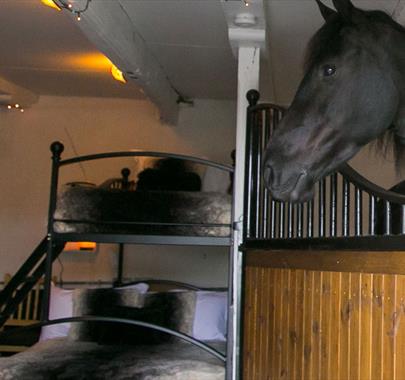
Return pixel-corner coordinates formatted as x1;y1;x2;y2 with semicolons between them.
243;251;405;380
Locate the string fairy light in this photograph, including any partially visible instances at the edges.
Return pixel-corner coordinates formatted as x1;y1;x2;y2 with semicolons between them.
45;0;92;21
1;104;25;113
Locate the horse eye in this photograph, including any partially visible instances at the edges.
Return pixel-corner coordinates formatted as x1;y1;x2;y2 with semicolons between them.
322;64;336;77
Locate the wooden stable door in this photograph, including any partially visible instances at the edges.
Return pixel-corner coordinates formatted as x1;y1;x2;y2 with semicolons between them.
243;250;405;380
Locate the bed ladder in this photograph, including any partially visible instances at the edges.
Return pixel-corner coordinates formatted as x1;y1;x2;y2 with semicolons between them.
0;236;65;328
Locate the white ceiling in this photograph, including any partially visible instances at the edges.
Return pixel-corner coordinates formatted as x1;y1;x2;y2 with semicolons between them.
0;0;403;107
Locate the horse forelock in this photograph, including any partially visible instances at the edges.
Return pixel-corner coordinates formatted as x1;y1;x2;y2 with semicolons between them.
304;16;345;71
304;8;405;72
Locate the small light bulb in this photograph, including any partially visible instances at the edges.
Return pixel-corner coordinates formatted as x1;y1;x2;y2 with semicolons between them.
20;109;24;113
68;3;73;8
7;105;11;109
15;104;20;108
77;12;81;21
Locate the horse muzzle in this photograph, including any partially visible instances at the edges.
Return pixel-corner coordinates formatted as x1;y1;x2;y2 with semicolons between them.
263;164;314;203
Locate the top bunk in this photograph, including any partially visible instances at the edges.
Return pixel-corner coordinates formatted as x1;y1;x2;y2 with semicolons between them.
47;142;234;247
243;93;405;251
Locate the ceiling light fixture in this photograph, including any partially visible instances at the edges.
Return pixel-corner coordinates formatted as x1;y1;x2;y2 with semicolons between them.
111;64;127;84
244;0;250;7
41;0;61;11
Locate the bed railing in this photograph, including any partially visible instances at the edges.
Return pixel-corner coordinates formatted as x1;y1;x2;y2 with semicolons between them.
243;90;405;250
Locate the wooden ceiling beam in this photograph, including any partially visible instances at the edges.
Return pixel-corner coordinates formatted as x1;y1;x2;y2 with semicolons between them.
73;0;179;124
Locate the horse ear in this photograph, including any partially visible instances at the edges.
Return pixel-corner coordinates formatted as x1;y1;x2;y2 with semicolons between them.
315;0;337;22
332;0;355;21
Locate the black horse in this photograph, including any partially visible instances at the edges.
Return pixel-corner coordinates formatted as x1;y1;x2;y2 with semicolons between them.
263;0;405;203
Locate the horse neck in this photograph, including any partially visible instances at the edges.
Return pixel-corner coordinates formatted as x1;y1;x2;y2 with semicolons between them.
382;27;405;133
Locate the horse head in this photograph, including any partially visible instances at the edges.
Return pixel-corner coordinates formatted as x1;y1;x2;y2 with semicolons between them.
263;0;405;203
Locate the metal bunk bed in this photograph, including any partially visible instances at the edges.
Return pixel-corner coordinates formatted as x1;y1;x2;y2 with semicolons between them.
0;142;234;376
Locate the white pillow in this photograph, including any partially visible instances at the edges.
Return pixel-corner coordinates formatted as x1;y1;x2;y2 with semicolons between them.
192;291;228;341
39;284;73;341
115;282;149;294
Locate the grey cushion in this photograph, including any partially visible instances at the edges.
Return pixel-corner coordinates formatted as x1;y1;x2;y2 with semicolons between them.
69;289;196;345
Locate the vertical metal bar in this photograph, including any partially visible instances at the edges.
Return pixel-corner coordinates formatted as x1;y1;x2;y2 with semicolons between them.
384;201;392;235
330;173;337;237
402;204;405;235
369;195;376;236
355;187;363;236
297;203;303;238
263;108;272;239
42;142;64;321
279;202;285;238
256;109;264;238
287;203;294;238
271;200;276;239
318;179;326;237
116;243;125;286
307;200;314;238
342;178;350;237
242;106;255;240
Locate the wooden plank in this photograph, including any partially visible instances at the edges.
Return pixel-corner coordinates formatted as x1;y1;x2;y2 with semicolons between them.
288;269;298;380
268;268;276;380
272;268;282;380
261;267;271;379
303;271;314;380
311;270;322;380
280;269;291;379
295;270;305;380
320;271;332;379
371;274;384;379
349;272;361;380
257;267;266;380
360;273;373;380
329;271;341;379
395;275;405;380
246;250;405;275
256;268;268;379
251;266;260;380
242;267;252;380
382;274;396;380
339;272;351;380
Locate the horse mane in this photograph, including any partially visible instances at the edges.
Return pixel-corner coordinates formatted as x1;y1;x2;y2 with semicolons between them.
373;129;405;173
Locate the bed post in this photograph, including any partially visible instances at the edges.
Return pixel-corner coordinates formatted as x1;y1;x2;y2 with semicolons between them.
41;141;64;321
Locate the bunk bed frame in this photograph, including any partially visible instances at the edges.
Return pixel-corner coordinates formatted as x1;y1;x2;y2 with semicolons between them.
241;90;405;380
0;145;234;376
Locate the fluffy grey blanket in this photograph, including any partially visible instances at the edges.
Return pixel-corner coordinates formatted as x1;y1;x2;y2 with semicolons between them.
54;186;231;237
0;338;225;380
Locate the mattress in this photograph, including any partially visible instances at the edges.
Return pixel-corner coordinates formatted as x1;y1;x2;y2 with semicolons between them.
54;185;232;237
0;337;225;380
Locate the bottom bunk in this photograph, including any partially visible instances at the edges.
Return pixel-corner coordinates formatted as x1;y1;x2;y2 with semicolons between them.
0;337;225;380
0;280;228;379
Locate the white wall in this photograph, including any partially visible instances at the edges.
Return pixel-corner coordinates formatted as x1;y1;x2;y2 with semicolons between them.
0;96;236;287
